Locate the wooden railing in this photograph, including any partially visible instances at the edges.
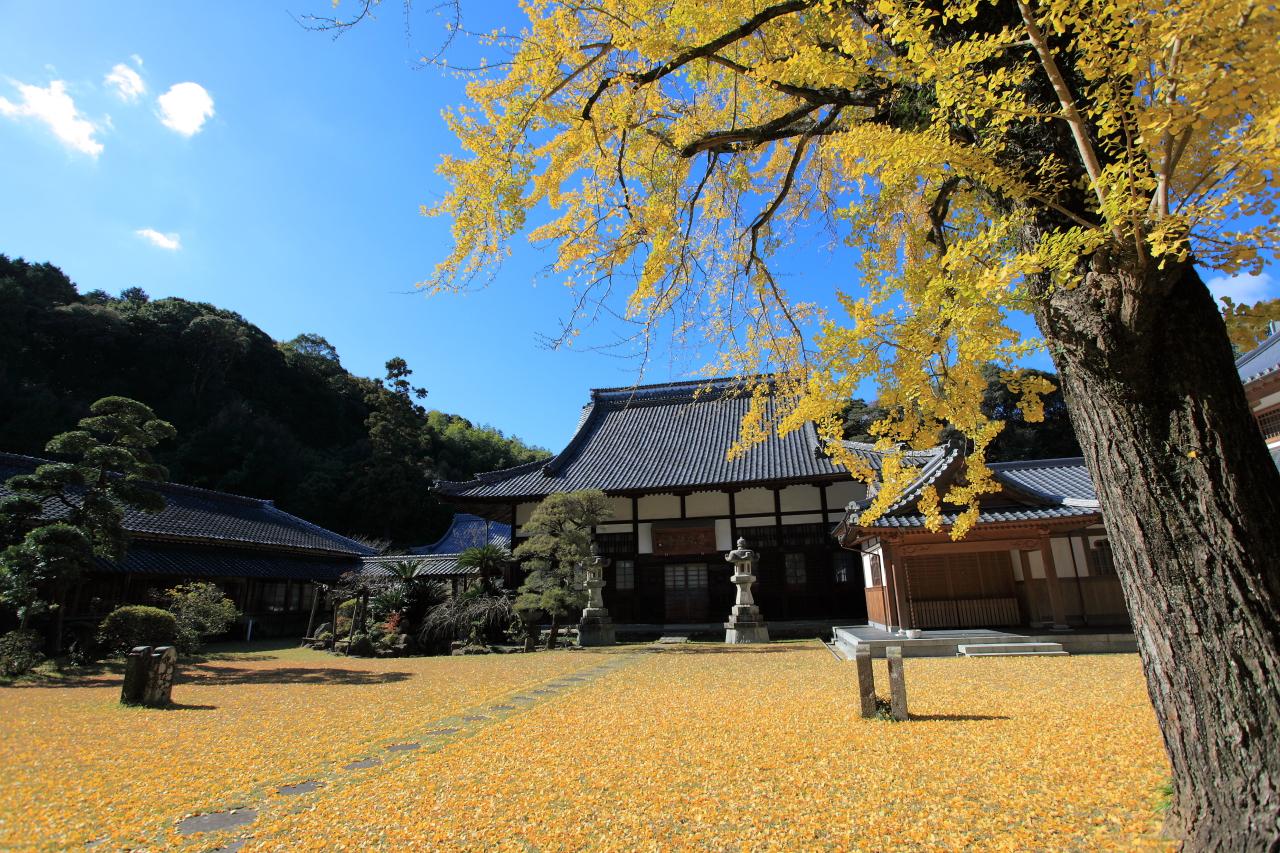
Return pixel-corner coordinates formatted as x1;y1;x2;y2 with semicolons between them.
912;597;1021;628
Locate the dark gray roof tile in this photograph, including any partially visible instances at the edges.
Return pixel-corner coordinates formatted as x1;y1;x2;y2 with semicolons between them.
0;452;374;557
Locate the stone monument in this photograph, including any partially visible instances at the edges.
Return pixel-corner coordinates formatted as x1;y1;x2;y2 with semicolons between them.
724;537;770;643
578;543;616;647
121;645;177;707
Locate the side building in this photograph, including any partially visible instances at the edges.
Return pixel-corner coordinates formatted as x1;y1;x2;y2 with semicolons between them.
0;452;375;640
834;444;1129;632
1236;325;1280;466
436;378;869;627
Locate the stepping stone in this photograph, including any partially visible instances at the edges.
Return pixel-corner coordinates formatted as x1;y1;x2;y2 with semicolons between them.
510;696;534;702
426;728;459;736
342;757;382;771
278;781;323;795
177;809;258;836
490;704;516;711
386;742;420;752
463;715;490;722
212;841;247;852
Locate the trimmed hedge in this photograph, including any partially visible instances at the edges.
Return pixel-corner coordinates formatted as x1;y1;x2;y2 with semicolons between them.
97;606;178;655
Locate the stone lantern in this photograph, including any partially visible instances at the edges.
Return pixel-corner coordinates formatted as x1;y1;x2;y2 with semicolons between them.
724;537;770;643
578;543;616;646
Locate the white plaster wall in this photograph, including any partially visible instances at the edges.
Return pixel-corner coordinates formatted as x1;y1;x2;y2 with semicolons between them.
637;494;681;520
781;513;825;525
734;515;775;528
1253;390;1280;411
778;484;822;512
595;523;632;535
825;481;866;511
1023;549;1046;579
515;502;538;525
637;523;653;554
1009;549;1024;581
1051;537;1080;578
1070;536;1090;578
605;496;633;521
861;544;882;588
735;488;774;514
714;518;733;550
685;491;729;517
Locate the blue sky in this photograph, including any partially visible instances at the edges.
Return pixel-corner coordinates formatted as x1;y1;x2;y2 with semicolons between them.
1;3;1275;453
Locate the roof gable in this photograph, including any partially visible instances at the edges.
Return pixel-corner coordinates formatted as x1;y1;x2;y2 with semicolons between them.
409;513;511;554
1236;330;1280;384
436;376;852;499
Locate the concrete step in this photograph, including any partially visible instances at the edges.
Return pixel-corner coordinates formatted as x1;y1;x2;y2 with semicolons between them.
963;650;1070;657
957;642;1067;657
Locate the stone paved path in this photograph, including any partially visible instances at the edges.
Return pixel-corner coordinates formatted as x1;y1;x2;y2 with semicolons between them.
169;651;643;850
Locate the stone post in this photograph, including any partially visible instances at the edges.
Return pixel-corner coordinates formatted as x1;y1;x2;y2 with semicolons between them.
578;543;616;646
723;538;770;643
886;645;909;721
854;647;877;719
121;645;177;707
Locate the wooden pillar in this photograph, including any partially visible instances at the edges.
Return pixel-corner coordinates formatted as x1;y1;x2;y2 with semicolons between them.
883;539;909;631
1038;531;1070;630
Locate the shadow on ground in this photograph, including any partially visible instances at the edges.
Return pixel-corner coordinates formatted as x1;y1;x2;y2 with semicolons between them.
179;664;413;686
908;713;1012;722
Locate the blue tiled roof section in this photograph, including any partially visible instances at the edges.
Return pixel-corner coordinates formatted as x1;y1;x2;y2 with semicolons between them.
436;377;856;499
1236;331;1280;384
863;504;1099;528
360;553;478;579
0;452;375;557
989;457;1098;505
99;545;354;581
409;513;510;555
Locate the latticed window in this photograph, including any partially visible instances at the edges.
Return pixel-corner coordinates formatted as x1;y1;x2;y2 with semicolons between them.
868;553;884;587
595;532;636;556
1090;540;1116;577
832;551;856;584
614;559;635;591
784;553;807;586
1259;408;1280;440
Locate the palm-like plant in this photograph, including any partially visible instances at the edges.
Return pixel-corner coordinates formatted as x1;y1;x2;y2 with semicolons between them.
456;545;511;594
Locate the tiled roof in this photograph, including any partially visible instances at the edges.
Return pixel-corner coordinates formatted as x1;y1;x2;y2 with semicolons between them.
988;457;1098;505
408;513;510;554
0;452;375;557
858;504;1100;528
840;455;1100;534
1236;331;1280;384
360;553;478;579
100;544;355;581
436;377;855;499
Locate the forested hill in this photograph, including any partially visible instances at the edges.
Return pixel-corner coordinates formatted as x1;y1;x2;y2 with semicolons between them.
0;255;549;546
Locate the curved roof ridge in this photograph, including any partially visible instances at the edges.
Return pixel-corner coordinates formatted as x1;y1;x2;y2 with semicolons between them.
988;456;1087;469
543;401;599;476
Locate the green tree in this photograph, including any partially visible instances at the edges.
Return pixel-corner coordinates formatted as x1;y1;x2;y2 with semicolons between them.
0;396;175;649
162;582;239;654
513;490;612;649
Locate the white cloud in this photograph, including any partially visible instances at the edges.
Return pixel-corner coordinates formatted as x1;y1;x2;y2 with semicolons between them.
130;54;144;68
105;63;145;102
1205;270;1277;304
0;79;103;157
135;228;181;251
156;82;214;136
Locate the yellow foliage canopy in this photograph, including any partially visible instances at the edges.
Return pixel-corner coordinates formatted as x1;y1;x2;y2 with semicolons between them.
427;0;1280;536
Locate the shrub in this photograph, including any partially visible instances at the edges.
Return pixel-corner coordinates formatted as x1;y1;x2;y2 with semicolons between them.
348;632;375;657
0;629;45;677
162;582;239;653
97;605;178;655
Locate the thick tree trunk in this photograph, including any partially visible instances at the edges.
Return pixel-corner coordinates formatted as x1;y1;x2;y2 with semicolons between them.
546;613;560;650
1034;253;1280;848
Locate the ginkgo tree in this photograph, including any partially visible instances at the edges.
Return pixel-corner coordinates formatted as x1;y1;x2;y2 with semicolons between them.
327;0;1279;844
